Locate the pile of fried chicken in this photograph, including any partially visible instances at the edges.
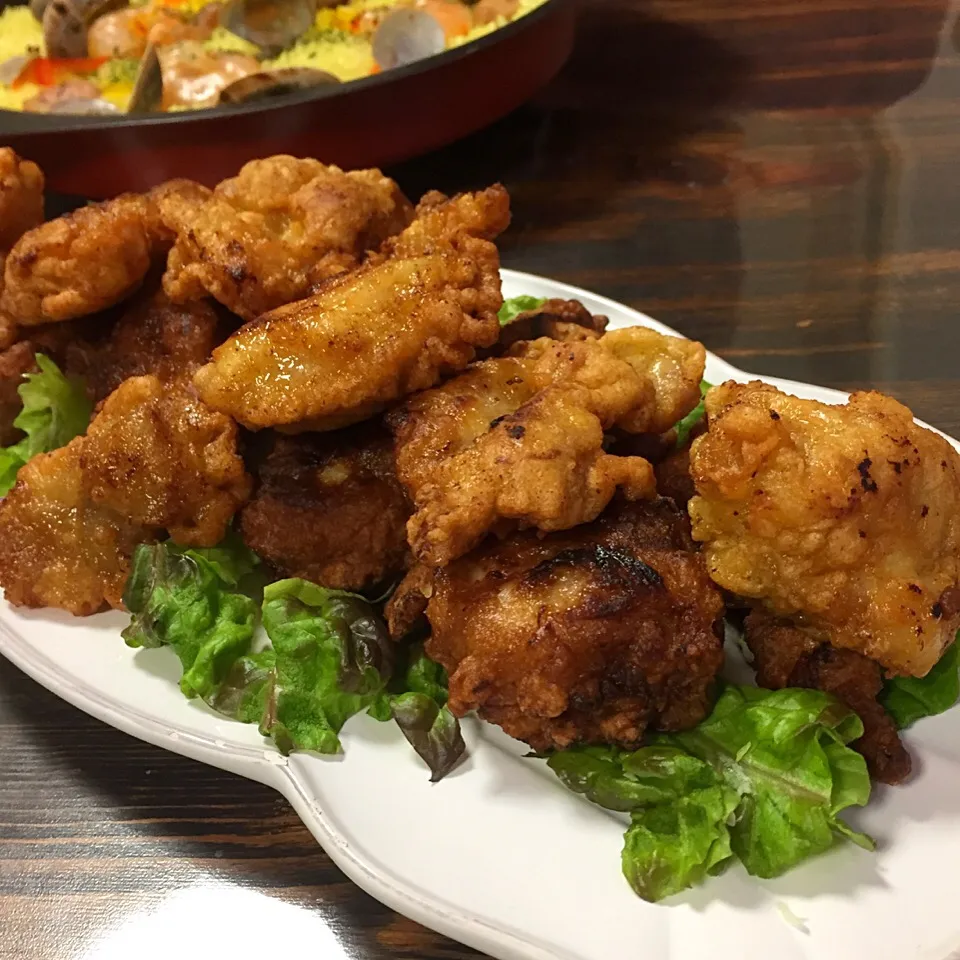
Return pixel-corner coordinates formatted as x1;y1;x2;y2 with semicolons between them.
2;147;959;786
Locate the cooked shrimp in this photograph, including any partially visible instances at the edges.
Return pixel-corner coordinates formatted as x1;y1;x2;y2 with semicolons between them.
416;0;473;39
158;42;260;109
87;8;150;59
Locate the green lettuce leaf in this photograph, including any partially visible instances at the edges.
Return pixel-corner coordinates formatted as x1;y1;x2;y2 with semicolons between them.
498;295;547;326
122;539;260;704
206;649;277;724
260;579;394;755
674;379;710;449
0;353;92;495
548;685;873;902
881;639;960;728
390;692;465;783
395;645;465;780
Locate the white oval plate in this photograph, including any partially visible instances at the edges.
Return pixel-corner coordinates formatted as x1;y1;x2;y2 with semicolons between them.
2;270;960;960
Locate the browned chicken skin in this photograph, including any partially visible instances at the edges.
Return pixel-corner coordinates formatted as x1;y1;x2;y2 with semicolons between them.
240;423;411;591
0;148;44;255
66;284;224;402
161;157;414;320
743;610;912;785
0;438;148;615
193;191;508;432
0;341;37;446
81;376;251;547
690;381;960;678
0;192;178;325
389;336;659;566
0;376;251;615
388;498;726;751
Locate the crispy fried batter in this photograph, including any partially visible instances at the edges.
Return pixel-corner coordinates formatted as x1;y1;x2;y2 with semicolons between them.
690;381;960;677
0;310;16;351
1;192;172;325
0;373;251;615
379;185;510;259
0;148;44;254
744;610;911;785
0;438;149;615
485;298;608;358
240;423;410;591
193;217;504;431
161;157;414;320
389;337;657;566
66;285;222;401
80;376;251;547
389;498;725;750
0;341;37;446
601;326;706;434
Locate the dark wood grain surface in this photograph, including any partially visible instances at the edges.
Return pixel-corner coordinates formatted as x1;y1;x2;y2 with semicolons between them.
3;0;960;956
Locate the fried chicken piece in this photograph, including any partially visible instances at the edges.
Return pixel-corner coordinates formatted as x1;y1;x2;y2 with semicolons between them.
193;227;504;431
1;192;172;325
81;376;251;547
0;438;149;615
240;423;411;591
0;373;251;614
379;185;510;259
389;498;725;750
690;381;960;677
0;310;16;351
0;341;38;446
0;148;44;254
601;326;706;435
485;298;608;358
744;610;911;785
161;157;414;320
389;337;657;566
66;285;222;401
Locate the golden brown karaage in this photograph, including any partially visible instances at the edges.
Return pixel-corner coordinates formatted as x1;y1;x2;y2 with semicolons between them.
0;148;44;254
378;185;510;259
390;337;657;566
161;157;414;320
744;610;911;785
0;341;37;446
1;192;171;325
81;376;251;547
0;438;149;615
0;311;16;352
389;498;725;751
0;372;251;614
66;284;223;401
193;227;504;431
602;326;706;435
690;381;960;677
240;423;411;591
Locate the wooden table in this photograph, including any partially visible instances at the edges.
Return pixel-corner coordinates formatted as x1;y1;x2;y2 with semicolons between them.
2;0;958;956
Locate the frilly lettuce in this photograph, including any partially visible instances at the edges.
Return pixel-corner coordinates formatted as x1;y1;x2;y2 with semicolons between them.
371;644;466;782
548;685;873;902
260;578;394;754
123;550;464;778
0;354;92;495
122;535;261;704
